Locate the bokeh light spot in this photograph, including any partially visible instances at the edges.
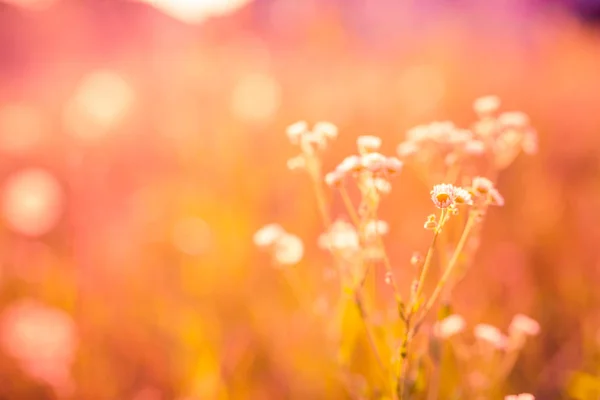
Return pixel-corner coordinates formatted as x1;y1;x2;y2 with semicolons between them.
2;168;64;237
144;0;253;24
63;70;135;141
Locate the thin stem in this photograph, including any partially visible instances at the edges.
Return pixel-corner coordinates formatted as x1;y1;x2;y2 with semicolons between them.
355;292;388;380
418;211;477;326
309;166;391;395
412;210;444;316
376;234;405;316
339;186;361;228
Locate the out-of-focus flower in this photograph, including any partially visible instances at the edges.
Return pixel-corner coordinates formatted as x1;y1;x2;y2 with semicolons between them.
489;187;505;207
361;152;387;173
253;223;285;247
357;135;382;154
2;168;64;237
384;157;403;176
363;219;389;240
433;314;466;339
509;314;540;337
0;299;78;392
473;95;501;116
337;155;363;174
453;187;473;205
471;176;495;195
286;121;308;144
318;219;360;255
313;122;338;140
64;70;134;141
431;183;456;209
324;169;346;188
474;323;508;349
273;233;304;265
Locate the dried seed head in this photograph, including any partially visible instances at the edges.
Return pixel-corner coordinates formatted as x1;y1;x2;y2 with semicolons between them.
453;186;473;205
473;95;501;116
433;314;466;339
357;135;382;154
431;183;456;209
313;121;338;139
324;169;346;188
472;176;495;195
286;121;308;144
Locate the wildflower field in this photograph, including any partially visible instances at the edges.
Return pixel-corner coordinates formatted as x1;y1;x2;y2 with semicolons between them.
1;1;600;399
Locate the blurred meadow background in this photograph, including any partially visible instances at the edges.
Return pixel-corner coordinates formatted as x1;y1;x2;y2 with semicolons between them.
1;0;600;399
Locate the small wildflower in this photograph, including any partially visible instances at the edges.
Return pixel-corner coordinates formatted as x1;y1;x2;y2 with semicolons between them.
313;121;338;139
361;152;387;173
337;155;363;174
424;214;437;230
498;111;529;128
318;220;360;254
286;155;305;171
286;121;308;144
489;187;505;206
397;141;419;158
472;176;495;195
464;139;486;155
324;169;345;188
373;177;391;194
253;224;285;247
509;314;540;337
473;95;501;116
364;219;389;240
357;135;382;154
273;233;304;265
433;314;466;339
522;130;538;154
474;323;508;349
453;186;473;205
384;156;403;175
431;183;456;209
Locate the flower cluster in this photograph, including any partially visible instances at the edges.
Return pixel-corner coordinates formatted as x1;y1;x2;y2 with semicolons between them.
325;135;403;191
253;223;304;266
255;96;540;400
397;96;538;186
